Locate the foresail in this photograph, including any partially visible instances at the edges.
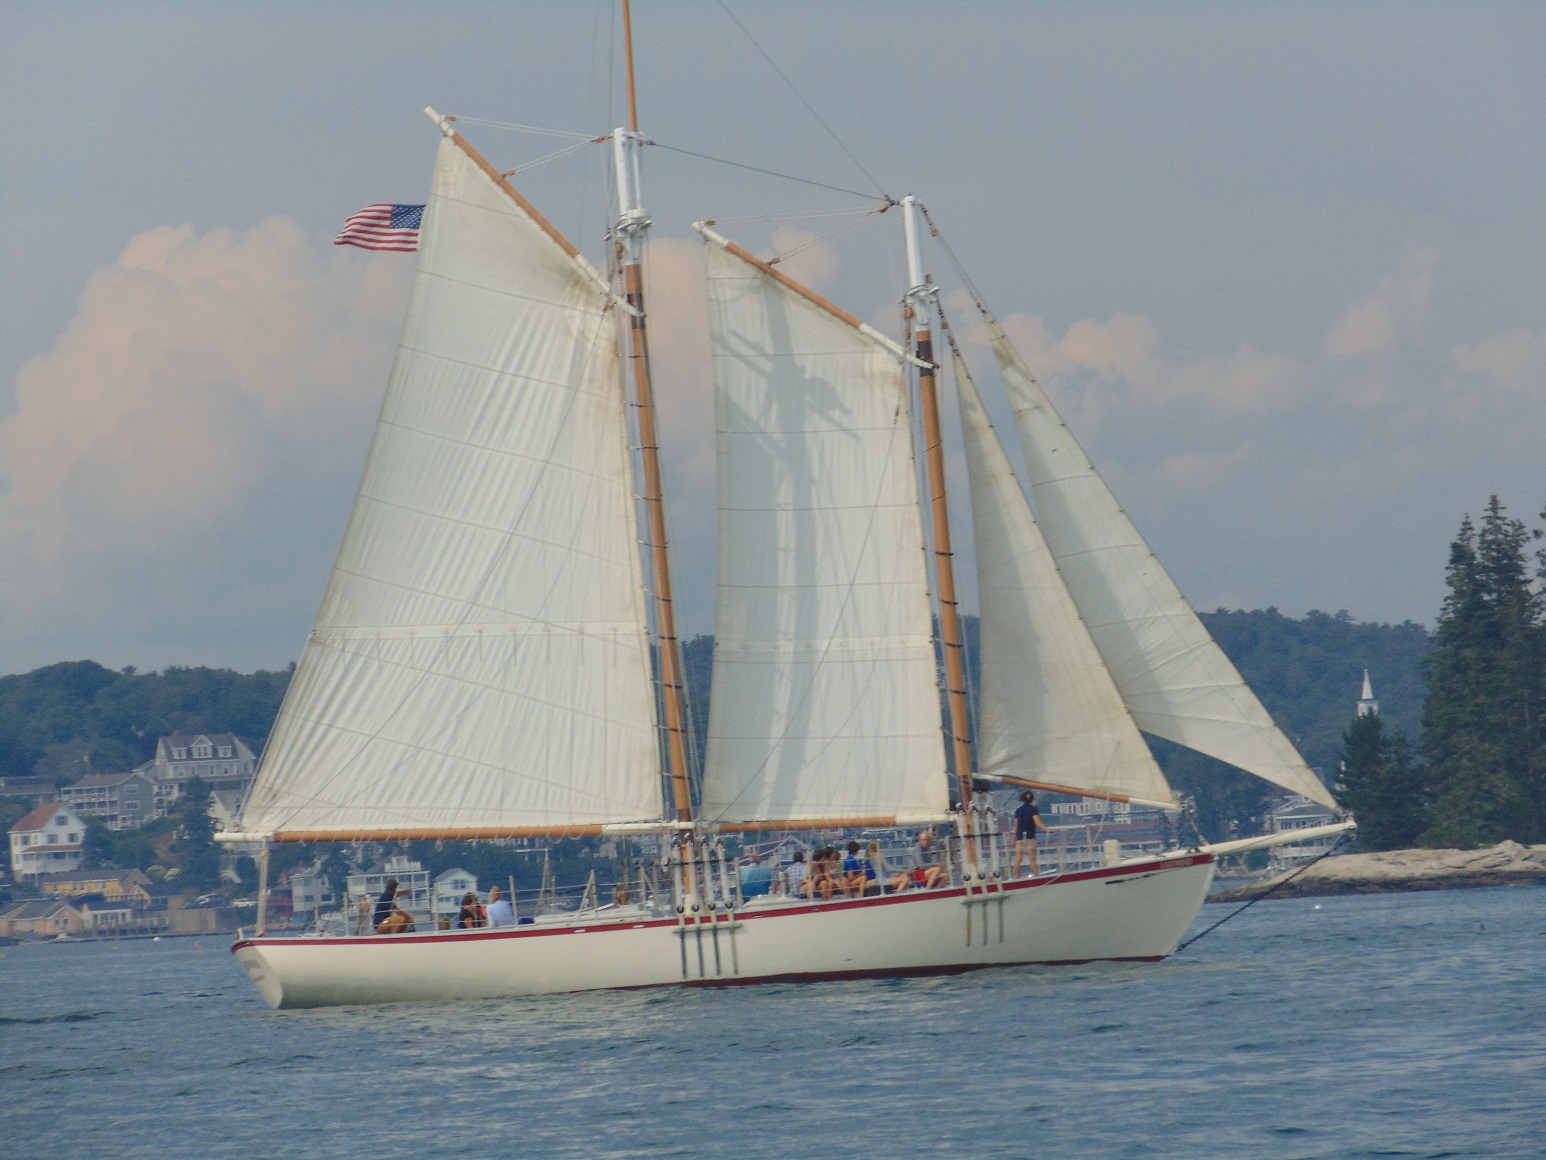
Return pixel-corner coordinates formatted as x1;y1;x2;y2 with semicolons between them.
987;317;1337;809
697;228;948;824
238;137;661;839
955;353;1174;806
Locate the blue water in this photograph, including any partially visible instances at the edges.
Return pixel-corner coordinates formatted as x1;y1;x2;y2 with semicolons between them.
3;887;1543;1159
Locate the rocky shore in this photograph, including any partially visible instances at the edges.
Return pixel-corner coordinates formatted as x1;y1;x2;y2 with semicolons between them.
1208;841;1546;902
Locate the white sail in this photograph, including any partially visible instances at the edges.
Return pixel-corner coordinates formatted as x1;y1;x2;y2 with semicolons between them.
955;352;1174;805
697;228;948;824
239;137;662;839
987;317;1337;808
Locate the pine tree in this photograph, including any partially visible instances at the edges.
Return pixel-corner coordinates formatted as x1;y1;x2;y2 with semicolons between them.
1337;711;1426;850
1421;498;1545;846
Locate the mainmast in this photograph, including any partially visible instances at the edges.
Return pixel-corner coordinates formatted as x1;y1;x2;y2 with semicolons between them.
615;0;693;823
901;196;976;820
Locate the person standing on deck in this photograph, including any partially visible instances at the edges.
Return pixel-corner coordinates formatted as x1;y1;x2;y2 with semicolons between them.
372;879;400;932
1013;791;1051;877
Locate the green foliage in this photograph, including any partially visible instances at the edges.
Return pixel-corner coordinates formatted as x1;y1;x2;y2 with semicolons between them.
1420;498;1546;847
0;661;292;783
174;777;222;890
1337;712;1427;850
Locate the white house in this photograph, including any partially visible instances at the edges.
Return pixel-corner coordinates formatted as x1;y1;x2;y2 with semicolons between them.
140;732;257;806
1268;795;1341;870
434;868;479;912
9;803;87;881
288;861;337;917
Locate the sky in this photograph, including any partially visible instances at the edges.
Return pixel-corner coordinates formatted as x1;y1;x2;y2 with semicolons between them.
1;1;1544;676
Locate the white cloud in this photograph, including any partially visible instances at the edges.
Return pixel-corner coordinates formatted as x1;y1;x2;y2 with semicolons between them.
0;217;410;671
1453;329;1546;395
1325;246;1435;358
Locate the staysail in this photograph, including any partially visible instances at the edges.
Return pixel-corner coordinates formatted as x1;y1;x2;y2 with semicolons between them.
696;227;948;825
954;351;1175;806
238;135;663;840
986;315;1337;808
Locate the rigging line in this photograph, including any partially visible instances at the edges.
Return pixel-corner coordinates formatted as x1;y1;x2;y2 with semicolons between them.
648;141;887;203
448;116;598;141
769;207;884;265
503;138;600;176
715;0;892;202
1175;834;1351;953
712;205;884;225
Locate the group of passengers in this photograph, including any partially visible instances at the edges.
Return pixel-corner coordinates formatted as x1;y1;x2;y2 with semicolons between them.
366;880;515;935
782;830;949;900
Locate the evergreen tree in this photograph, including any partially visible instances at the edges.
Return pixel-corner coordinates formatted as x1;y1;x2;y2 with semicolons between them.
175;776;222;889
1337;711;1427;850
1421;498;1545;846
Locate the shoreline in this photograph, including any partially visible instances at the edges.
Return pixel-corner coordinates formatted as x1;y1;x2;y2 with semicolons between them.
1208;840;1546;902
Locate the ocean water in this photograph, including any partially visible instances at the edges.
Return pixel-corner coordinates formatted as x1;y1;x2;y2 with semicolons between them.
2;887;1542;1159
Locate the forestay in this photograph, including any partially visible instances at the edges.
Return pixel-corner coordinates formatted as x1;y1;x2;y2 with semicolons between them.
986;315;1337;808
697;229;948;824
238;137;662;839
955;352;1174;805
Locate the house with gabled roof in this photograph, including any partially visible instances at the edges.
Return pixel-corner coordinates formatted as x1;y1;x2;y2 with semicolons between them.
0;898;85;938
36;867;152;902
59;770;159;830
8;802;86;881
140;733;257;806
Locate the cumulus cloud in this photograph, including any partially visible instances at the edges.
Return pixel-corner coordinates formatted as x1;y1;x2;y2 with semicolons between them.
1325;245;1435;358
0;217;410;671
1452;329;1546;395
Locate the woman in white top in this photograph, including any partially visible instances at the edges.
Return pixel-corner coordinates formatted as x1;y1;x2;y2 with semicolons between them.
484;886;515;927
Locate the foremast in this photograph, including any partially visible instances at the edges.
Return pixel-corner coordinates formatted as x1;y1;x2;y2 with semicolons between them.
615;0;693;825
900;197;977;830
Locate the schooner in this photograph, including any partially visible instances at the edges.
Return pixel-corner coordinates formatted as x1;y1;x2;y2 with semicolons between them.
221;7;1350;1009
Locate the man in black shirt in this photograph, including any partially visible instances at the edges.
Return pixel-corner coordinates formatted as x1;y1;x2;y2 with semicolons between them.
1013;792;1050;877
372;878;400;933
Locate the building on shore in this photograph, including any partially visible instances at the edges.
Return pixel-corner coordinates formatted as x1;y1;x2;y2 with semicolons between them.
139;733;257;808
1267;795;1342;871
8;803;87;881
35;867;152;902
59;770;160;830
0;898;86;938
0;776;60;807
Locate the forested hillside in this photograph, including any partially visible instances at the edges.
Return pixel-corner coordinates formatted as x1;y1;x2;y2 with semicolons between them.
0;661;292;783
0;609;1430;845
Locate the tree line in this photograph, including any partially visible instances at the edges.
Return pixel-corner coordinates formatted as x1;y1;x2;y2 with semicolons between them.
1339;497;1546;850
6;495;1540;861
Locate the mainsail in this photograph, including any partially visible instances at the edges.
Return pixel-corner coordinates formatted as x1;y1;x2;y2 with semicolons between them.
954;351;1174;806
985;314;1337;808
696;227;948;825
238;136;663;839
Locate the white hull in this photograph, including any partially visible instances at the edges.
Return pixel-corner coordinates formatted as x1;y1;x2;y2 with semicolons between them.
233;854;1214;1008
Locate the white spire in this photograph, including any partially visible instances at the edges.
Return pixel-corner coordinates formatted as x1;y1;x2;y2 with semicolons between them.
1357;670;1379;717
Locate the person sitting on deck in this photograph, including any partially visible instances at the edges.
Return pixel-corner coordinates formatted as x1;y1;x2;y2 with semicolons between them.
484;886;515;927
372;879;401;932
843;841;867;898
863;839;887;896
783;851;808;897
888;830;947;891
456;892;485;929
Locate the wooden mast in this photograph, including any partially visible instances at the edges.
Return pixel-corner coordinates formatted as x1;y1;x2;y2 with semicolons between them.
617;0;694;823
902;198;977;829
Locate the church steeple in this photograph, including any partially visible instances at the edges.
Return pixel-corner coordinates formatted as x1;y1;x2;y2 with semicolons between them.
1357;669;1379;717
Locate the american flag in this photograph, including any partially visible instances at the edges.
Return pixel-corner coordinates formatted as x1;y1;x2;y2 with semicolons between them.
333;203;424;251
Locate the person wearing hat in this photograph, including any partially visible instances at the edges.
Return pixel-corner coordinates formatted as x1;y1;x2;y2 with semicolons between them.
485;885;515;927
1013;791;1050;877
